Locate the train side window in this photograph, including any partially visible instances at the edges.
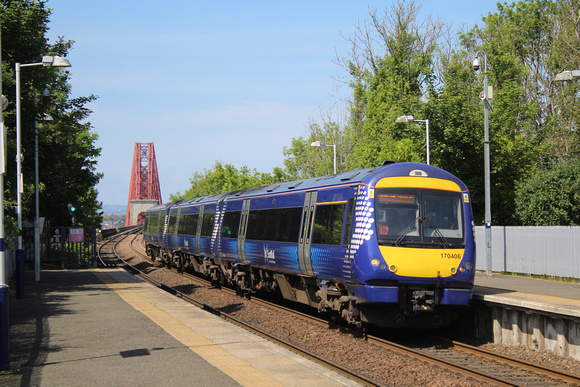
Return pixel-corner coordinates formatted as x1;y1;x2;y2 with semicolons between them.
200;213;215;236
221;211;241;238
167;213;178;234
178;214;199;235
276;207;302;242
246;210;267;240
312;203;346;245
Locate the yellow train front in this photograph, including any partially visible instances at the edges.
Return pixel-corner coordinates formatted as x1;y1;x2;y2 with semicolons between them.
339;162;475;328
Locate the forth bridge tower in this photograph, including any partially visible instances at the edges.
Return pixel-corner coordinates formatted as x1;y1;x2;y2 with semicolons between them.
125;142;162;226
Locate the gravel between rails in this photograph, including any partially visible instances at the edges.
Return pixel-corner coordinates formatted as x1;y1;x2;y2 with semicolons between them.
118;235;580;386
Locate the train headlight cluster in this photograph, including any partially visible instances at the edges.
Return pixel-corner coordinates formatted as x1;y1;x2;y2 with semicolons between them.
371;258;380;267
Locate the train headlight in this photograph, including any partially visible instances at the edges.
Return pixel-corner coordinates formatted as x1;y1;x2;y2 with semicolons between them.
389;265;397;273
465;261;472;270
450;267;457;275
371;258;380;267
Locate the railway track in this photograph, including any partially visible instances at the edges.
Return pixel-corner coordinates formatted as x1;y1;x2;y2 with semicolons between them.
98;231;381;387
100;231;580;386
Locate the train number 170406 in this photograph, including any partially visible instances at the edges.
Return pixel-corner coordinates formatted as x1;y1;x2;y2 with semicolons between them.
441;253;462;259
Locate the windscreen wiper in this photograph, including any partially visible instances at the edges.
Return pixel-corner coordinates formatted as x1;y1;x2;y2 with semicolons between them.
395;217;420;246
423;216;453;248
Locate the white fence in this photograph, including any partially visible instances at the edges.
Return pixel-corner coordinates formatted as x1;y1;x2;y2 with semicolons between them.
474;226;580;278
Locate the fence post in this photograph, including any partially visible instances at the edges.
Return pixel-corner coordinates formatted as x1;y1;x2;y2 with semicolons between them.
60;227;66;269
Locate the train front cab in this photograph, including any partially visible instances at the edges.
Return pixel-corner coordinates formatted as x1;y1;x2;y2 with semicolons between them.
351;171;476;327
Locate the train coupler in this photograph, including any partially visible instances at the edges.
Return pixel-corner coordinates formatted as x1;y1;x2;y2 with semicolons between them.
411;290;435;312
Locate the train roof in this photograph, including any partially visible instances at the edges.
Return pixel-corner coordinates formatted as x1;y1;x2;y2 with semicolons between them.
146;162;468;212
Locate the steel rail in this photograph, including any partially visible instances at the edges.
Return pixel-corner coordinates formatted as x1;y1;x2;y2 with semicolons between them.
115;233;382;387
126;233;579;386
437;338;580;385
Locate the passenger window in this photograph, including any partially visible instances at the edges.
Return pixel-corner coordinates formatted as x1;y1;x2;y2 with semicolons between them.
167;214;178;234
312;204;346;245
178;214;199;235
221;211;241;238
200;213;215;236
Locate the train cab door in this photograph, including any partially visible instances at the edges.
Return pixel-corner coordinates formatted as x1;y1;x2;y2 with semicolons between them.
298;191;317;276
237;199;250;264
195;205;204;254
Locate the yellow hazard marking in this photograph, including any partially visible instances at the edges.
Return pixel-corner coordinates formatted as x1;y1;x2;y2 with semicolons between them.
93;269;283;387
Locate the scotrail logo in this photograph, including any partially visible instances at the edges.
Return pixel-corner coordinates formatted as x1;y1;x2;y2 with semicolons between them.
264;245;275;264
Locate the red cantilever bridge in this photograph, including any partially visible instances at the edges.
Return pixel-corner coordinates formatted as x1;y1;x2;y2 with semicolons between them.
125;142;162;226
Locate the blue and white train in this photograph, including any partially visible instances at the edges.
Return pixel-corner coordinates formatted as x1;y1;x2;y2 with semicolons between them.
143;162;475;328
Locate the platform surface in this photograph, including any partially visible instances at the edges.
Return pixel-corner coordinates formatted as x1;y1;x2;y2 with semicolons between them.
2;269;360;387
474;272;580;317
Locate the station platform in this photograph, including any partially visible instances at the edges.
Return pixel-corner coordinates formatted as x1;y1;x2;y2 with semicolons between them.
473;272;580;318
4;269;580;386
1;269;360;387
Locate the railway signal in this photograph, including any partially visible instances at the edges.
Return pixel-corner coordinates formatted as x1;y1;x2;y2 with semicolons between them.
67;203;77;226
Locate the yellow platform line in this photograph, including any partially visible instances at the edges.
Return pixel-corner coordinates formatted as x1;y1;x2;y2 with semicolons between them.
93;269;283;387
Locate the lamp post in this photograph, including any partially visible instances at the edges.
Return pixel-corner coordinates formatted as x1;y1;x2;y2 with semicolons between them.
310;140;336;174
554;69;580;82
395;115;430;165
473;50;492;276
15;56;71;294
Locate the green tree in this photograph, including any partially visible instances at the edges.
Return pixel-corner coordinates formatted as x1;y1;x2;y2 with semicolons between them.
335;0;448;168
170;161;287;201
515;158;580;225
2;0;102;227
282;110;352;179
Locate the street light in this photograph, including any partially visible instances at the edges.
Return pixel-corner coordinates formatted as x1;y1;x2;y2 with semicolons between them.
473;50;492;276
310;140;336;174
554;69;580;82
15;56;71;291
395;115;430;165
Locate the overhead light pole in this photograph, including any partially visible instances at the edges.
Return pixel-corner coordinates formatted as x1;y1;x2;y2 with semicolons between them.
395;115;430;165
15;56;71;293
554;69;580;82
472;50;492;276
310;140;336;174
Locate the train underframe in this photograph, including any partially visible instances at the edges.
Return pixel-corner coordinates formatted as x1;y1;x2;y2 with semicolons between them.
146;245;458;328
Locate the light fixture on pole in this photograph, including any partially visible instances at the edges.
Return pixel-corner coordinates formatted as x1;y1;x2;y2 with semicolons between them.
395;115;430;165
310;140;336;174
473;50;492;276
554;69;580;82
15;56;71;293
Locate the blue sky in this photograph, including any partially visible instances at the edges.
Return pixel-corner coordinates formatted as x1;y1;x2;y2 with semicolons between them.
45;0;499;206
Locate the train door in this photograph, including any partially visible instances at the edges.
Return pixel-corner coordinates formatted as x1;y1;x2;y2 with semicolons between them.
298;191;317;276
195;205;204;254
162;208;171;250
237;199;250;264
173;207;181;250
